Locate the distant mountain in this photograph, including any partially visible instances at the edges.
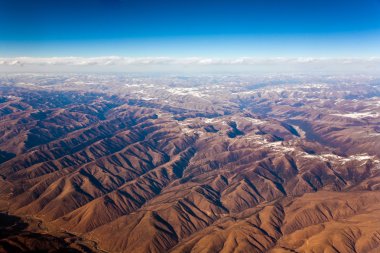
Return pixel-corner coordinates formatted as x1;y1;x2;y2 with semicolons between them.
0;74;379;253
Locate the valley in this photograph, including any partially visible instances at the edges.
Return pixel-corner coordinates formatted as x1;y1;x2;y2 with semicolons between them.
0;73;379;253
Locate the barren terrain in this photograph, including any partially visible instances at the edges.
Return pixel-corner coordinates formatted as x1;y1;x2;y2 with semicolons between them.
0;73;379;253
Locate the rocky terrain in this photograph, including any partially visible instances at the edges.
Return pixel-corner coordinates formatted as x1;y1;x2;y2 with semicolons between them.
0;73;379;253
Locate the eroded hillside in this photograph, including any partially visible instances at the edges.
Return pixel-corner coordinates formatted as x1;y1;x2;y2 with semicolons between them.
0;74;379;253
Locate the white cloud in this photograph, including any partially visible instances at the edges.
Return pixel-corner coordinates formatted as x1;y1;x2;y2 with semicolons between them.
0;56;379;66
0;56;379;73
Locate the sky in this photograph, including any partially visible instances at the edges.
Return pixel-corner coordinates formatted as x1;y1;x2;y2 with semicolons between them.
1;0;380;72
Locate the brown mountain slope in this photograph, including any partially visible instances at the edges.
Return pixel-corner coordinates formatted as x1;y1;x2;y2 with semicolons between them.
0;81;379;253
0;213;102;253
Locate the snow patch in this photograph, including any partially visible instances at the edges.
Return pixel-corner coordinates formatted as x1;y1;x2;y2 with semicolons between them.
331;112;379;119
167;87;209;98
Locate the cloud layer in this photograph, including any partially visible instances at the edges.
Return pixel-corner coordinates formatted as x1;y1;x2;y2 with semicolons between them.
1;56;380;66
0;56;379;73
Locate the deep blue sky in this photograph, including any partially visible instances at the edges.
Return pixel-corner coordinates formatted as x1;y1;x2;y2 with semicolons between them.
1;0;380;57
